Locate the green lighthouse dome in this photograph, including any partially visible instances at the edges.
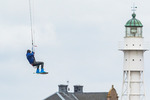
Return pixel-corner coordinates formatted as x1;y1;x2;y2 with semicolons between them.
125;13;143;27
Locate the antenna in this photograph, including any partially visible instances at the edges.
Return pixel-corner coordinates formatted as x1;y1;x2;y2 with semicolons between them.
67;81;70;91
131;3;137;13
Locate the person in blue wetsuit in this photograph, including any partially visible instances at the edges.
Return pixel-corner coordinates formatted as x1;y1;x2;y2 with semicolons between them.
26;49;46;73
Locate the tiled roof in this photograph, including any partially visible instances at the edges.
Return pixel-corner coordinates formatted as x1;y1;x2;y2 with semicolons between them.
44;93;62;100
44;92;108;100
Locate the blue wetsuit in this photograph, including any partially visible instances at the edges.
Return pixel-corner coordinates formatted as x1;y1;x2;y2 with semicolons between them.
26;50;45;73
26;51;35;64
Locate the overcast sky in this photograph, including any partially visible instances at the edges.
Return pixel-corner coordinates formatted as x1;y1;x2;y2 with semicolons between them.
1;0;150;100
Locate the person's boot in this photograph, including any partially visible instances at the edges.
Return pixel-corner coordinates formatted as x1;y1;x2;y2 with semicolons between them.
36;68;40;73
41;68;46;73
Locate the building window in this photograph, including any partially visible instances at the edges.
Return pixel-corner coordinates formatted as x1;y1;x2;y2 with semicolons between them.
126;59;127;61
132;59;134;61
139;44;141;46
133;44;134;46
140;59;142;61
126;44;128;46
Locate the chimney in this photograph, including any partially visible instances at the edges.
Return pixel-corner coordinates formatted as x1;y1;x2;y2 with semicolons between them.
58;84;68;93
74;85;83;93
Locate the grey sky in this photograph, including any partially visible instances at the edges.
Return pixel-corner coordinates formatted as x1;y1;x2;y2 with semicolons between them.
0;0;150;100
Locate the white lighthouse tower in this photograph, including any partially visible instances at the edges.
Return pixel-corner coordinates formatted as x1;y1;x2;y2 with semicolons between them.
119;8;148;100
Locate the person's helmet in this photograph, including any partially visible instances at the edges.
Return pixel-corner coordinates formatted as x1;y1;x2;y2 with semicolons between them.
27;49;31;53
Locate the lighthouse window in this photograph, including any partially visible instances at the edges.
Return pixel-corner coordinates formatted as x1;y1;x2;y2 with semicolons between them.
126;27;130;37
137;28;142;37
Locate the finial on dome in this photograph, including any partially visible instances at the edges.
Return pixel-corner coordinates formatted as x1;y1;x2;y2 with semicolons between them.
131;3;137;18
132;13;136;18
112;85;114;88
